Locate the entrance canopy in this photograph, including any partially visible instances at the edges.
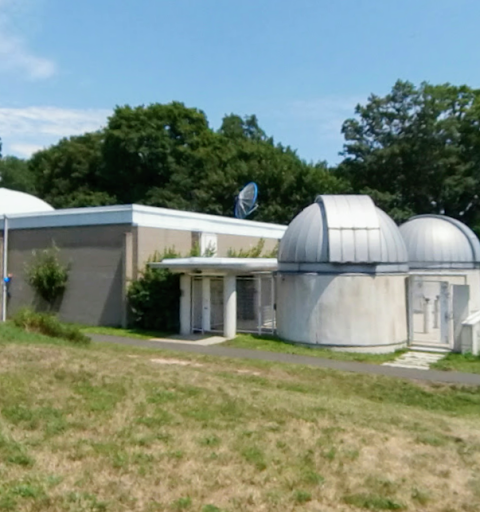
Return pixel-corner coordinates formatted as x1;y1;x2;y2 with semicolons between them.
150;257;278;274
149;257;277;340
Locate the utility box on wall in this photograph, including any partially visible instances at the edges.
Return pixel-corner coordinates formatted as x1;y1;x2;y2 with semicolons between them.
191;232;218;256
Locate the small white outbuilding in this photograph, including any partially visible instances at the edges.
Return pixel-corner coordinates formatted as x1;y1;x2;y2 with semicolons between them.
276;195;409;353
400;214;480;352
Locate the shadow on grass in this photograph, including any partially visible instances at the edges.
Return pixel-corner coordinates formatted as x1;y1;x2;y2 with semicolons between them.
78;325;171;341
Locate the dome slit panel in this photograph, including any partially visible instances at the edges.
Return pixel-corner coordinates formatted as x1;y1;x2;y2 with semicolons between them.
293;206;311;262
366;229;382;262
376;208;408;263
303;205;323;262
317;202;329;262
300;205;322;262
329;229;343;262
354;229;369;261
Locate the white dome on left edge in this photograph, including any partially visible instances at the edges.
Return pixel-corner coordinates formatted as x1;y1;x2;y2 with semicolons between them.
0;188;54;215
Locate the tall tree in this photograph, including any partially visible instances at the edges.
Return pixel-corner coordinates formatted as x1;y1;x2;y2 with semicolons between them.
199;114;349;223
0;156;36;193
338;80;480;227
29;131;116;208
30;104;348;223
102;102;212;210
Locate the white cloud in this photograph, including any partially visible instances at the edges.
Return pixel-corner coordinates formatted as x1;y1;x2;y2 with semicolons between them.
0;106;111;157
8;143;44;157
0;0;56;80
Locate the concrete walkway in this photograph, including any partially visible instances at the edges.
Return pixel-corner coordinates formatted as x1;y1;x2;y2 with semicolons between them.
382;351;446;370
89;334;480;386
150;334;227;346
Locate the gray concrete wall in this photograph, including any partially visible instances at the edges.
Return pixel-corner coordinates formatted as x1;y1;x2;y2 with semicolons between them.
5;225;130;326
3;224;282;327
276;273;408;353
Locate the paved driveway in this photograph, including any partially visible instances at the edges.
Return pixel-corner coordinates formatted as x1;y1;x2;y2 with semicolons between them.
89;334;480;386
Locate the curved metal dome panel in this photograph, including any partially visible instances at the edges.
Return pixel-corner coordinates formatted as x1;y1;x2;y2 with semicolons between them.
0;188;54;215
278;203;327;263
399;214;480;269
377;207;409;264
278;195;408;273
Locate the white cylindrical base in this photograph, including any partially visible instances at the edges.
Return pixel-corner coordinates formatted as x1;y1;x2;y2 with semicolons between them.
223;275;237;339
276;273;408;353
179;274;192;336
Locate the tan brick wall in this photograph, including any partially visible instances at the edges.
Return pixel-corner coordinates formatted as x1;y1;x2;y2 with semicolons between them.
216;234;279;257
134;227;192;277
6;225;130;326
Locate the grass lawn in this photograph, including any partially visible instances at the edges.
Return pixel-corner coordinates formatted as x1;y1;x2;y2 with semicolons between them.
431;352;480;374
1;325;480;511
79;325;168;340
225;334;407;364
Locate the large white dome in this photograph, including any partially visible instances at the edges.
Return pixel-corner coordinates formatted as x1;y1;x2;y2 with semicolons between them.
399;214;480;269
0;188;54;215
278;195;408;273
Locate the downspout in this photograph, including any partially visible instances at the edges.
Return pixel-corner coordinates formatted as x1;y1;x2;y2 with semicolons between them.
2;215;8;322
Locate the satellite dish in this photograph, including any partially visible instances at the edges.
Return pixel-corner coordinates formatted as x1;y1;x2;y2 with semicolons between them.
234;182;258;219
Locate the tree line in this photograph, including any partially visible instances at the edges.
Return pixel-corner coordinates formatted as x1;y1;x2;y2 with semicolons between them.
2;80;480;231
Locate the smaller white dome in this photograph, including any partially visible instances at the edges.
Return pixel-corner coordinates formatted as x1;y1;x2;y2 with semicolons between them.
400;215;480;269
0;188;54;215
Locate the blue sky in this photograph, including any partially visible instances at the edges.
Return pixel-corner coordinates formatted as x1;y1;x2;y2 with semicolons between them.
0;0;479;164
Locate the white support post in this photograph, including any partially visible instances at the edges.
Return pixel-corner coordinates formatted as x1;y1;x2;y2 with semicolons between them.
271;275;276;333
2;216;8;323
202;277;211;332
423;298;430;334
223;274;237;339
179;274;192;336
433;296;440;329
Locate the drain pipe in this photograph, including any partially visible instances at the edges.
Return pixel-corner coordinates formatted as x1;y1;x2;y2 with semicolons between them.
2;215;8;322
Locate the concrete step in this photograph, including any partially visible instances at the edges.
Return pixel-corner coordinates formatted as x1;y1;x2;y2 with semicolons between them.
409;344;451;354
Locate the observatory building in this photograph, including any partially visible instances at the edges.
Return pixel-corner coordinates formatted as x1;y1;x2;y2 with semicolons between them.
4;185;480;355
400;214;480;352
276;195;409;353
0;188;284;326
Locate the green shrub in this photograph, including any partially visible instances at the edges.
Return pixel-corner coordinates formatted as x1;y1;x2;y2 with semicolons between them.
127;249;181;332
25;243;69;310
227;239;278;258
227;239;265;258
12;309;90;345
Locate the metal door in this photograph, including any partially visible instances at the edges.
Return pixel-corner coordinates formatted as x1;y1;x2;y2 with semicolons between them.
452;285;470;351
408;276;450;346
210;277;224;332
192;277;203;332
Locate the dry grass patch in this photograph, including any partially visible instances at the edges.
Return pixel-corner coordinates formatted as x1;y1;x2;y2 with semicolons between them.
0;334;480;511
